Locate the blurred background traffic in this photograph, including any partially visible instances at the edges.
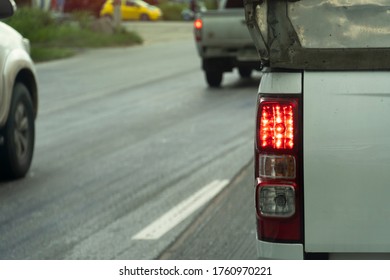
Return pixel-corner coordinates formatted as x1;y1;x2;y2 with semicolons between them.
6;0;213;62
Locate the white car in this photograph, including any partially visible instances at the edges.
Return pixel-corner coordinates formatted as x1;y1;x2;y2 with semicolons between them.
0;0;38;179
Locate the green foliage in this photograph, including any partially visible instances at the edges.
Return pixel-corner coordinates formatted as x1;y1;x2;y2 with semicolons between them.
71;10;95;30
4;7;55;39
204;0;218;10
31;47;76;62
3;7;143;62
159;2;187;21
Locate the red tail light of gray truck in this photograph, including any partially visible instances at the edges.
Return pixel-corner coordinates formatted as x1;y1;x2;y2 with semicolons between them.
194;18;202;42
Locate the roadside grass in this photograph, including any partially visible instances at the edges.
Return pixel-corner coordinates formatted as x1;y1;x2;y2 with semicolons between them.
158;1;187;21
4;8;143;62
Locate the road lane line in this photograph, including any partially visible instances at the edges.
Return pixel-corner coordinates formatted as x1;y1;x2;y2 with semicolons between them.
132;179;229;240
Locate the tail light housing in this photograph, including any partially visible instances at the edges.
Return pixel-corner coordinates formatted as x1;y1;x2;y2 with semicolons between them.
255;96;303;243
194;18;202;42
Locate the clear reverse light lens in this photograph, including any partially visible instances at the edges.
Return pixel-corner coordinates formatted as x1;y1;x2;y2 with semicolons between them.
259;155;296;179
259;186;295;218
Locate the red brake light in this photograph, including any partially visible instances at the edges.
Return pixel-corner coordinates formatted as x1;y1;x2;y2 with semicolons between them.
259;101;295;150
194;19;203;30
194;19;203;42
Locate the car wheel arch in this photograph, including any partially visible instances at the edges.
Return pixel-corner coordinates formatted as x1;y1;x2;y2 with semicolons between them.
2;50;38;123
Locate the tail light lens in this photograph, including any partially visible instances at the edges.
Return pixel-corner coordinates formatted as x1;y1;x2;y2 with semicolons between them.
255;97;302;243
259;185;296;217
194;18;202;29
259;155;295;179
194;18;202;42
259;102;295;150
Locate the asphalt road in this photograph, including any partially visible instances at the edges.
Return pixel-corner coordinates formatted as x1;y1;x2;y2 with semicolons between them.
159;159;257;260
0;22;259;260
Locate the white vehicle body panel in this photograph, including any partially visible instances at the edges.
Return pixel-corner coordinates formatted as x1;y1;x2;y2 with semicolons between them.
257;239;303;260
304;71;390;253
0;22;37;127
259;71;301;94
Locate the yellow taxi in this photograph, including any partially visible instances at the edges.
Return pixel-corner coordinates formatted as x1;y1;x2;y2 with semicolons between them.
100;0;162;21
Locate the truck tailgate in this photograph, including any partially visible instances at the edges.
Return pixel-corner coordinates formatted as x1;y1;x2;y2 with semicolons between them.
200;10;252;47
304;71;390;253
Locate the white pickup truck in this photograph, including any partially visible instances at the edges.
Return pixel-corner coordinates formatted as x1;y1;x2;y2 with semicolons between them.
245;0;390;259
193;0;261;87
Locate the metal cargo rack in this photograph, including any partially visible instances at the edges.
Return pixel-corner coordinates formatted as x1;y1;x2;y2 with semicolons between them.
244;0;390;70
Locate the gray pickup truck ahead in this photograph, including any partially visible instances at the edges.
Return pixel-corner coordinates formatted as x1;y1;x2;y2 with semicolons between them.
193;0;261;87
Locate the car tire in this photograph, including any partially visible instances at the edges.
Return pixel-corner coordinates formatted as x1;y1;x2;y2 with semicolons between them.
205;71;223;88
238;67;252;78
140;14;150;21
0;83;35;179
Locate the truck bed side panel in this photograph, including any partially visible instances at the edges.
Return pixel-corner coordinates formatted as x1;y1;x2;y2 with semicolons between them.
304;71;390;253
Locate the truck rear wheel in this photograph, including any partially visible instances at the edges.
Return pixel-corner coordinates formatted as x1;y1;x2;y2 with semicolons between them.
205;71;223;88
0;83;35;179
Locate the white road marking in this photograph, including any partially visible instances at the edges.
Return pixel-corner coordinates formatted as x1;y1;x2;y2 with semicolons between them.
132;179;229;240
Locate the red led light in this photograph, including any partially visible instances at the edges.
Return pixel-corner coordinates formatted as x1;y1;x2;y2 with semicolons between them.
194;19;202;30
259;101;295;150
